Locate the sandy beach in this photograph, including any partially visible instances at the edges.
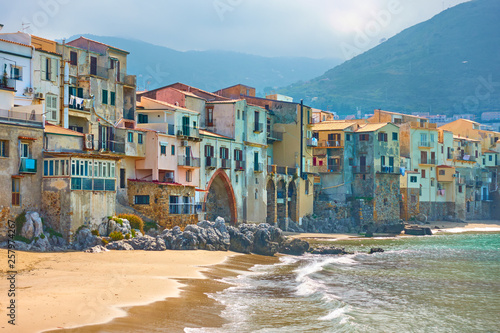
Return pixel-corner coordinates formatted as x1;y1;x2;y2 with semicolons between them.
0;249;267;333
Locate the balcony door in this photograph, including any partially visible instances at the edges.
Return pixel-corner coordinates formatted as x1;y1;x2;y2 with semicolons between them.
182;116;190;136
421;151;427;164
360;155;366;172
185;146;191;166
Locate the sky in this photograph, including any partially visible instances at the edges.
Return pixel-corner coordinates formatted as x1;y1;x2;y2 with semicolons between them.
1;0;470;60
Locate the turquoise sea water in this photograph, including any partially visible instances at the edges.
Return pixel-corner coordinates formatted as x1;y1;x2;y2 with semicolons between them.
190;232;500;333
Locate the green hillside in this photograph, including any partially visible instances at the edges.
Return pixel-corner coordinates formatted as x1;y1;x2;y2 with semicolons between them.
281;0;500;117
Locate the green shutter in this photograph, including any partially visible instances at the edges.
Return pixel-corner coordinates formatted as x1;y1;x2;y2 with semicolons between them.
102;90;108;104
110;92;116;106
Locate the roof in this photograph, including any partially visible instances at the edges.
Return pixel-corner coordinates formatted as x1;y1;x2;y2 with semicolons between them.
67;36;129;54
200;129;234;140
170;88;206;100
0;37;30;48
436;165;454;168
139;97;199;114
375;109;427;120
206;99;245;104
45;124;84;137
311;121;356;131
483;150;498;154
453;135;480;142
356;123;391;133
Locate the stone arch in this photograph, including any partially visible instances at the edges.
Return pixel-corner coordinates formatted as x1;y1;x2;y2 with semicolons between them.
205;169;237;225
266;179;276;225
288;180;298;224
277;179;287;229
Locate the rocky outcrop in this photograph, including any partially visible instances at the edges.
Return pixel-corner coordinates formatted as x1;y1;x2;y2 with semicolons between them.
369;248;385;254
72;228;103;251
21;211;44;240
310;246;351;255
279;238;309;255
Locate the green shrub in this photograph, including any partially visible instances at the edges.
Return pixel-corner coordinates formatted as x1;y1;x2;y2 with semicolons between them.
102;238;109;246
75;225;87;235
131;229;136;237
125;233;130;240
144;221;157;233
14;212;26;236
109;231;124;241
13;235;31;244
46;227;63;239
117;214;144;234
40;233;46;239
91;229;100;236
112;217;124;226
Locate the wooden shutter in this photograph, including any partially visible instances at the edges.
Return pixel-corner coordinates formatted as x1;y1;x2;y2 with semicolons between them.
41;55;46;80
50;58;58;81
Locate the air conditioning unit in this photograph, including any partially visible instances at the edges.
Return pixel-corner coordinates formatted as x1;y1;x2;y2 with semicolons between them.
177;130;183;136
84;134;94;150
34;92;44;99
181;140;188;147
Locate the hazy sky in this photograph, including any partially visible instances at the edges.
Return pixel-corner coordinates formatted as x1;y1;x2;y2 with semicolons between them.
1;0;470;60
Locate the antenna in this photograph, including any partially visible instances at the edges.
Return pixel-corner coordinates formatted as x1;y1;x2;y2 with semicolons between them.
21;22;30;32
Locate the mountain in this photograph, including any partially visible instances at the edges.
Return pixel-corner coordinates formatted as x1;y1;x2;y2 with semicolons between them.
64;34;342;95
280;0;500;117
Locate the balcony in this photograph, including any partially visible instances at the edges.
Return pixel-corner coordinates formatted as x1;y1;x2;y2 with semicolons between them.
455;155;476;162
169;203;198;215
221;158;230;169
0;109;44;127
254;162;264;173
307;138;318;147
267;130;283;142
19;158;37;174
176;126;199;139
205;156;217;169
253;122;264;133
419;158;436;165
89;65;109;79
418;141;432;148
353;165;371;174
235;160;245;171
313;164;342;173
466;179;475;187
318;140;343;148
98;140;125;154
178;155;200;168
379;166;396;173
0;77;16;91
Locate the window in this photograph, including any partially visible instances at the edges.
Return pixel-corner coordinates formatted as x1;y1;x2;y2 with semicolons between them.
255;190;258;199
489;155;493;161
71;158;115;191
381;156;386;166
206;106;214;126
90;56;97;75
138;114;148;123
205;145;214;157
421;169;426;178
305;179;309;195
389;156;394;167
255;177;259;184
392;132;398;140
160;144;167;155
242;111;245;120
236;175;239;183
171;145;175;155
42;57;57;81
44;158;70;176
20;142;30;158
70;51;77;66
220;147;229;160
410;176;417;183
169;196;179;214
431;180;434;187
234;149;243;161
138;133;143;144
430;134;435;143
186;170;192;182
378;132;388;142
359;134;369;141
346;134;351;141
237;110;240;119
127;132;134;143
0;140;8;157
459;185;463;193
134;195;150;205
45;94;58;121
110;92;116;106
102;90;108;104
439;170;445;175
10;65;22;80
12;178;20;206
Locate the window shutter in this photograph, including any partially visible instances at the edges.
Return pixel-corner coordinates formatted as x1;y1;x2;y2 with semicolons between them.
41;55;46;80
51;58;58;81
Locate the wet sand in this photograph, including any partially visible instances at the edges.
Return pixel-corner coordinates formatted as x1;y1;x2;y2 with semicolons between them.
0;249;275;333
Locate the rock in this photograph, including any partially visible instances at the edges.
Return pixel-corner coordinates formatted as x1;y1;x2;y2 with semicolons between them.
368;248;384;254
252;227;280;256
21;217;34;240
106;241;134;251
310;246;350;255
72;227;102;251
404;226;433;236
228;227;253;253
84;245;108;253
11;240;31;251
279;238;309;255
416;213;427;223
31;236;51;252
365;231;374;237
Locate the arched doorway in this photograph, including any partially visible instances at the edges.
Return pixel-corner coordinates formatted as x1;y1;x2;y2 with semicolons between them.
205;170;237;225
266;179;276;225
288;181;297;223
277;179;286;230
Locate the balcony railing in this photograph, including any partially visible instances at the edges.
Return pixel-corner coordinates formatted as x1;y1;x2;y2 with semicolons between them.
319;140;343;148
0;109;44;126
254;162;264;172
353;165;371;174
313;164;341;173
418;141;432;148
307;138;318;147
221;158;230;169
267;130;283;142
419;158;436;165
0;78;16;90
455;155;476;162
89;65;109;78
235;160;245;171
19;158;37;173
177;127;199;138
205;156;217;169
288;167;297;175
380;165;396;173
98;140;125;154
254;122;264;133
178;155;200;168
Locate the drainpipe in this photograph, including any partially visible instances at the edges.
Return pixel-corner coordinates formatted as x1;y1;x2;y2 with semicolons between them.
63;60;69;128
300;99;304;179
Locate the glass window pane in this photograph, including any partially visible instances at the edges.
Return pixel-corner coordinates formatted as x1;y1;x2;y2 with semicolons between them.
49;160;54;175
44;160;48;176
55;160;59;175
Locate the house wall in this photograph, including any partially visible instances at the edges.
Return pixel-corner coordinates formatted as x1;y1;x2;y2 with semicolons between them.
0;37;33;106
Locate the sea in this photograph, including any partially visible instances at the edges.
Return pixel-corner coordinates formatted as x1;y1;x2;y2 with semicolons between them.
188;231;500;333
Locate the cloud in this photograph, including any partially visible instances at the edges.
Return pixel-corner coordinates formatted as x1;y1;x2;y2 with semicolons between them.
0;0;470;59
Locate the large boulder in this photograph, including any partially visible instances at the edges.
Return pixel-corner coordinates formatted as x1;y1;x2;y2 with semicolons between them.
84;245;108;253
252;226;281;256
279;238;309;255
72;227;102;251
31;236;51;252
106;241;134;250
228;226;253;253
310;246;350;255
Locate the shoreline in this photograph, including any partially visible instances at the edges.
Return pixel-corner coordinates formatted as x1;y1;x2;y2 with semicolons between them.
0;249;260;333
